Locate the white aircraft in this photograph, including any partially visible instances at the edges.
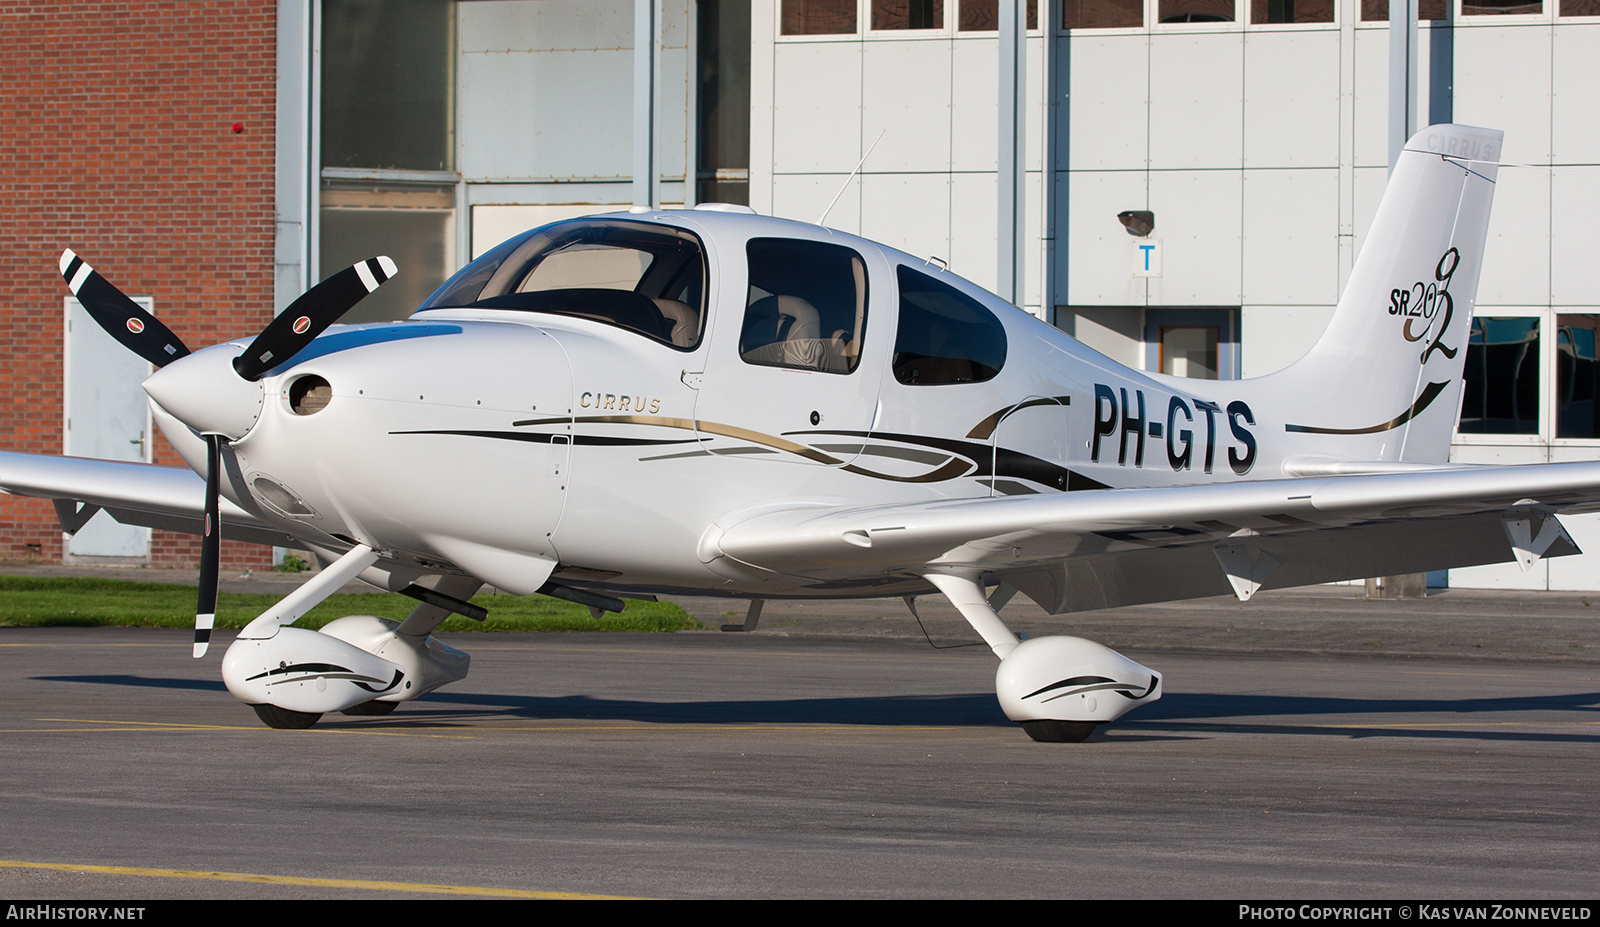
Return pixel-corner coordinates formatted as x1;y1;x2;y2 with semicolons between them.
3;123;1595;741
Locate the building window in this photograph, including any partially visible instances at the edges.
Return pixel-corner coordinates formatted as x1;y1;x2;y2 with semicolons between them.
1557;315;1600;439
960;0;1040;29
1360;0;1449;19
319;0;456;324
1062;0;1145;27
782;0;859;34
874;0;947;28
1561;0;1600;13
1158;0;1236;21
1461;0;1543;13
1459;317;1540;435
1144;308;1239;379
698;0;751;206
1158;327;1219;378
1252;0;1334;21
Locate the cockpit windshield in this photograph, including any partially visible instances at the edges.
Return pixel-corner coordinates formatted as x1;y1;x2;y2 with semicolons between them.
419;219;707;350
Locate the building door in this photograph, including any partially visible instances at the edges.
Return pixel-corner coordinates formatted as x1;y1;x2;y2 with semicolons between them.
64;297;152;559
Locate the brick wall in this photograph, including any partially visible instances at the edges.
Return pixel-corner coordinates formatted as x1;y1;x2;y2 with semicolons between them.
0;1;277;568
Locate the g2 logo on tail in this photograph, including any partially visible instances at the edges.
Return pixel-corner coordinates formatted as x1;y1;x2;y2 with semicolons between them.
1388;248;1460;364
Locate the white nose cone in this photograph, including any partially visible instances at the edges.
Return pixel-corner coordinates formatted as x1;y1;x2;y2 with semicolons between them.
142;343;265;440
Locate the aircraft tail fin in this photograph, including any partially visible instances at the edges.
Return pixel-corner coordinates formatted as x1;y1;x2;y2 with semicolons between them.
1267;124;1502;463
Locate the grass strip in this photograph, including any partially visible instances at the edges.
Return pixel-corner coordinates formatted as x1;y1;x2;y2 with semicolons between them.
0;575;700;633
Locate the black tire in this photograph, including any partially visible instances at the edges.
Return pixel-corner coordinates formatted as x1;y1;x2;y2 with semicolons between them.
1021;719;1097;743
252;703;323;730
340;699;398;716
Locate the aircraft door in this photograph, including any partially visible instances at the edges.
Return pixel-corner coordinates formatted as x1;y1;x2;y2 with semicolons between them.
693;236;886;465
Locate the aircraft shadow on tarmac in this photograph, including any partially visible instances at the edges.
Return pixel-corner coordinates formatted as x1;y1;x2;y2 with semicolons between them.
31;674;1600;742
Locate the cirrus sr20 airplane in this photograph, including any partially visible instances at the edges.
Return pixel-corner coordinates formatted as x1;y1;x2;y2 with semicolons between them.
2;124;1592;742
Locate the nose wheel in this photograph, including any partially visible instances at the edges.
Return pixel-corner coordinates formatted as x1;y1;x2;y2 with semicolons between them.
1021;719;1097;743
252;704;322;730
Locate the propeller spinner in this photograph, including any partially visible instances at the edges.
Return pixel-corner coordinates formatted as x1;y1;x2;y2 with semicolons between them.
58;250;398;656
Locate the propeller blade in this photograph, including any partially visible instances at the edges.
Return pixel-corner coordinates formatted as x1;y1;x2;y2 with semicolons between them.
232;256;397;381
59;249;191;367
194;434;222;658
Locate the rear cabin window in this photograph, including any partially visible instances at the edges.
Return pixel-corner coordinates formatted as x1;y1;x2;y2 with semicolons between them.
893;265;1007;385
419;220;707;350
740;238;868;374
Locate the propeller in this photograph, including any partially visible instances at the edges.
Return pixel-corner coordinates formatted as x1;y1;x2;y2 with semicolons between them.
59;250;191;367
195;434;221;657
58;250;398;657
233;256;397;380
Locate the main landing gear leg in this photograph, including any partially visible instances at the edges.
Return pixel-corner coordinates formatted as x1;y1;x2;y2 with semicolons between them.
921;572;1163;743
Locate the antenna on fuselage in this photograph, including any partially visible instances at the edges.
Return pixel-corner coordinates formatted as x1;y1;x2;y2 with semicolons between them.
816;129;886;228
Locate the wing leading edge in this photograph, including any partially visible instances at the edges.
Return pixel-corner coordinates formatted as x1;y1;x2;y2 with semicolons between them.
705;462;1600;613
0;451;296;549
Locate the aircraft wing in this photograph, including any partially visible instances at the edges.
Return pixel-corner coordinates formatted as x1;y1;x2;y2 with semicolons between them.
0;451;297;548
707;462;1600;614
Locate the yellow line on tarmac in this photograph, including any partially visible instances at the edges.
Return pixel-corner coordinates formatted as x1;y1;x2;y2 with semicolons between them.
0;860;643;900
17;718;476;739
39;718;253;729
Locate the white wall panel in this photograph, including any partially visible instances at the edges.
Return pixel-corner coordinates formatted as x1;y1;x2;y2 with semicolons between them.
773;42;862;173
771;174;862;235
1065;170;1149;305
951;38;999;172
1544;446;1600;589
458;49;634;180
460;0;630;53
1242;168;1339;305
1551;168;1600;306
859;173;952;259
862;40;953;174
1476;167;1551;307
470;204;622;258
1453;24;1552;167
1066;34;1150;172
1026;169;1045;309
1242;31;1340;169
1026;34;1046;174
1547;512;1600;589
458;11;634;183
1552;24;1600;163
950;172;998;292
1149;33;1242;169
1449;444;1549;465
1449;559;1549;590
658;43;691;179
1351;28;1388;169
1146;169;1242;305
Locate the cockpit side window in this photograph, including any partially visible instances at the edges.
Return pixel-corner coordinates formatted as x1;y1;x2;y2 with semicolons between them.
741;238;867;374
419;220;707;350
893;265;1007;385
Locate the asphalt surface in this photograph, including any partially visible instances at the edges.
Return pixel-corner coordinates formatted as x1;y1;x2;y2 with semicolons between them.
0;566;1597;899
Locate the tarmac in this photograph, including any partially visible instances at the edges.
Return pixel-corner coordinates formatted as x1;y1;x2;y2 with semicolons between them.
6;559;1598;665
1;563;1597;898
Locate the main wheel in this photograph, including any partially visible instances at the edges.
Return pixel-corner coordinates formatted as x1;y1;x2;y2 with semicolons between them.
1021;719;1097;743
340;699;398;716
252;704;323;730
